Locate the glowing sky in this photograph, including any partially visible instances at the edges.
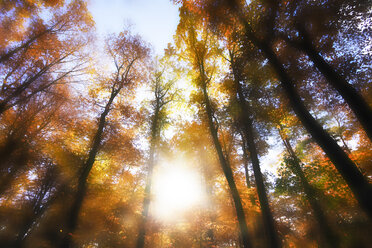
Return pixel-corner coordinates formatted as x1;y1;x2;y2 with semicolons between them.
88;0;180;55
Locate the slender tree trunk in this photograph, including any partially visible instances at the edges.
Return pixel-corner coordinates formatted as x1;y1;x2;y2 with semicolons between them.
232;61;281;248
238;18;372;219
136;106;160;248
239;131;251;189
200;77;253;248
296;26;372;142
13;185;60;248
339;135;352;155
278;130;339;248
240;134;258;207
60;88;120;248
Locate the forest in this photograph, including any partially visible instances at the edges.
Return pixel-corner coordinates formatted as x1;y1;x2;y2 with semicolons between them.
0;0;371;247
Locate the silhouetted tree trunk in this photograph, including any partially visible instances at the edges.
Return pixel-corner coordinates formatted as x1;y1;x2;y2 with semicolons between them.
200;72;253;248
278;128;340;248
60;86;120;248
231;55;281;248
233;12;372;218
199;146;217;247
295;25;372;142
240;132;251;189
14;191;61;248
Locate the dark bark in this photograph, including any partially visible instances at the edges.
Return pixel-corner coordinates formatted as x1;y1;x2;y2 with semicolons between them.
240;132;251;189
200;75;253;248
232;59;281;248
278;130;339;248
60;87;120;248
239;18;372;219
296;26;372;142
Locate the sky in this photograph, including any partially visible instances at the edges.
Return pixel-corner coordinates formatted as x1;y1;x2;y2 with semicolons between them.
88;0;180;56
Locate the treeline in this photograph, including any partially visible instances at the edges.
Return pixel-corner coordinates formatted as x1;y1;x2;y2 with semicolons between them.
0;0;371;248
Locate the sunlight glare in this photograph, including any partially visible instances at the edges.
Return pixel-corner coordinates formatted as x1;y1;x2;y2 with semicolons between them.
151;161;206;221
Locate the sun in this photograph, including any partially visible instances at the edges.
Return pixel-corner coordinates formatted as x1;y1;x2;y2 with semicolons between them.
151;160;206;221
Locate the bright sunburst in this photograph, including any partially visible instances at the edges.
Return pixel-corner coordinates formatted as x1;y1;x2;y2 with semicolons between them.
151;160;206;221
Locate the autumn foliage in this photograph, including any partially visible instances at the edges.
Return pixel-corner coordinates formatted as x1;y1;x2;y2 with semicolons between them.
0;0;371;247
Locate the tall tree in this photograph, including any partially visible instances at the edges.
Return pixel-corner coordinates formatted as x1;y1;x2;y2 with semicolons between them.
278;126;339;248
60;30;150;248
274;0;372;141
178;0;372;218
175;7;254;247
0;0;93;115
228;48;281;248
136;68;176;248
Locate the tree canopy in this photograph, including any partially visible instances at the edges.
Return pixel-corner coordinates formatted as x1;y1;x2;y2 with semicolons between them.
0;0;371;247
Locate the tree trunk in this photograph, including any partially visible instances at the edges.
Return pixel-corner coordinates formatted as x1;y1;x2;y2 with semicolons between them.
239;131;251;189
60;87;120;248
239;19;372;219
232;62;281;248
200;78;253;248
136;106;160;248
278;130;339;248
297;26;372;142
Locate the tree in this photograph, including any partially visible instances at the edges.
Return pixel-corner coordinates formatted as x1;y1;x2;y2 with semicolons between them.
175;7;254;247
274;0;372;141
178;0;372;219
136;66;176;248
0;0;93;115
60;30;150;248
227;48;281;247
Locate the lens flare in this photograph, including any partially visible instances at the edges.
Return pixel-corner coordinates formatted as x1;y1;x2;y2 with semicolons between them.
151;161;206;221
